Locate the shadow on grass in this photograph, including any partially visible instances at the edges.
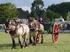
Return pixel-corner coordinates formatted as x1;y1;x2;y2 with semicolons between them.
0;43;19;49
41;42;53;46
0;42;59;49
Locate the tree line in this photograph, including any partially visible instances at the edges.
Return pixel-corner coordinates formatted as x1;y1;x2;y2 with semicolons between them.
0;0;70;23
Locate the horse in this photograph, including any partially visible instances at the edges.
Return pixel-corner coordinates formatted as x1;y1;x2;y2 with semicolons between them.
4;19;30;48
29;19;44;45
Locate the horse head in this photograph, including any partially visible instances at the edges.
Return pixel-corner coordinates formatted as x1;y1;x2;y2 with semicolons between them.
29;19;40;31
4;20;16;33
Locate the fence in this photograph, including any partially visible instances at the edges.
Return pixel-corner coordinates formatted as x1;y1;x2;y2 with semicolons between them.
0;24;4;32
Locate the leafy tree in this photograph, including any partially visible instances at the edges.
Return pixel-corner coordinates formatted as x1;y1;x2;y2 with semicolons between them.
0;3;18;20
47;2;70;20
44;10;60;22
31;0;44;18
67;11;70;21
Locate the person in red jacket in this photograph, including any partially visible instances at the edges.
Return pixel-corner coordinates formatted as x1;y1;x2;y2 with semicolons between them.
52;22;59;44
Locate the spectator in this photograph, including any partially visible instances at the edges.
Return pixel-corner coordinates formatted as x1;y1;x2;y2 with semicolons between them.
52;22;59;44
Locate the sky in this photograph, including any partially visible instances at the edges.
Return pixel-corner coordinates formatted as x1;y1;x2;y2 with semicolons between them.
0;0;70;12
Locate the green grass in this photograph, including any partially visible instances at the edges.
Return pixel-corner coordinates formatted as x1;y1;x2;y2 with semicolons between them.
0;32;70;52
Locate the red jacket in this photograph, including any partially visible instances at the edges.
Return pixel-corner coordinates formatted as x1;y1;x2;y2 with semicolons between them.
53;22;59;33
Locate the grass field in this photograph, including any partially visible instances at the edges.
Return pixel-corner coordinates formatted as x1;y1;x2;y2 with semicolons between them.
0;32;70;52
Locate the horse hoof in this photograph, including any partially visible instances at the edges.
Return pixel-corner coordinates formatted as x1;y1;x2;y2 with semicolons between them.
21;47;23;48
20;45;23;48
41;41;43;44
32;43;36;46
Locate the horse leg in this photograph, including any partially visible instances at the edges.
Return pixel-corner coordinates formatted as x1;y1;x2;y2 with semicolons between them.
29;36;32;44
18;36;23;48
29;32;33;44
39;31;43;44
24;33;29;47
11;37;16;48
32;35;36;45
33;31;38;45
41;34;43;44
22;35;27;47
